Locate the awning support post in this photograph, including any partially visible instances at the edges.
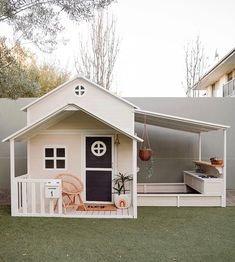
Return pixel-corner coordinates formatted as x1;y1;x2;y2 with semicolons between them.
198;132;202;161
222;129;227;207
132;139;137;218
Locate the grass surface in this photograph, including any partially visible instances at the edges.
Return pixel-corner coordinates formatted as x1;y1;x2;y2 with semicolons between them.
0;206;235;262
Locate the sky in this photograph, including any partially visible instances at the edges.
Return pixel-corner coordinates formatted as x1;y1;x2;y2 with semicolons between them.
1;0;235;97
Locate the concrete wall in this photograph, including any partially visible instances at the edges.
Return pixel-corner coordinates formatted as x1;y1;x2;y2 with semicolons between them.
0;97;234;204
126;97;235;190
0;98;35;203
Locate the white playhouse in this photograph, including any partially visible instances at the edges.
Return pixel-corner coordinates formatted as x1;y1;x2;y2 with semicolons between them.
3;77;229;218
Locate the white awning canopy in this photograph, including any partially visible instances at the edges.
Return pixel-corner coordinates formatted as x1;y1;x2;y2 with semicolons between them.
135;109;230;133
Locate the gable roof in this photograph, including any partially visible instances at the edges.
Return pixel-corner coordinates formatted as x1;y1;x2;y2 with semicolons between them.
3;104;142;142
21;76;139;111
135;109;230;133
194;47;235;90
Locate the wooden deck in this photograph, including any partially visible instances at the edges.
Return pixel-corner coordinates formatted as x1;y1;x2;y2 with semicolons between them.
14;176;135;218
64;206;133;218
17;206;134;219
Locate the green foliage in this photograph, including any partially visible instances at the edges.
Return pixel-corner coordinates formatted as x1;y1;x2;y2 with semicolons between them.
0;0;115;52
31;62;70;96
0;38;70;99
113;172;133;195
0;38;39;99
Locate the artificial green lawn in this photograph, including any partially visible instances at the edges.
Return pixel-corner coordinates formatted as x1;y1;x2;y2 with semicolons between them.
0;206;235;262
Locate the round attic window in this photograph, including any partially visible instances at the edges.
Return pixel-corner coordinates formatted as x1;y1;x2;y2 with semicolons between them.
91;141;107;157
75;85;85;96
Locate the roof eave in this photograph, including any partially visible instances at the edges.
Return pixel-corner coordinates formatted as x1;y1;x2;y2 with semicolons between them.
135;109;230;132
193;47;235;90
3;104;142;142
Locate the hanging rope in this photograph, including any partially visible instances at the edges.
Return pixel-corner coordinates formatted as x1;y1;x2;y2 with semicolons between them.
139;114;152;161
140;115;151;149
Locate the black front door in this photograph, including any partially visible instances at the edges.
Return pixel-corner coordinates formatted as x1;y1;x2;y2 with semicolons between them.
85;136;112;202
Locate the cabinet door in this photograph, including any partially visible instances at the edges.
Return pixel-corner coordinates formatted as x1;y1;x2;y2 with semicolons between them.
184;173;204;193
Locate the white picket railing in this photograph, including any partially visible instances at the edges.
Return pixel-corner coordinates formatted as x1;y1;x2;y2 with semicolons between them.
15;174;63;216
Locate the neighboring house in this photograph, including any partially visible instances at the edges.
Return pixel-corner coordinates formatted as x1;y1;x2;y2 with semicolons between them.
194;48;235;97
3;77;229;219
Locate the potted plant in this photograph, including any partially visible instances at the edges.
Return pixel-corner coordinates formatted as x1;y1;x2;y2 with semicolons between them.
139;147;152;161
113;172;133;209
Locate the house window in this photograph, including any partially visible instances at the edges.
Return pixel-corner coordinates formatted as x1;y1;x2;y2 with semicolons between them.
75;85;85;96
91;141;107;157
223;71;235;97
44;147;66;169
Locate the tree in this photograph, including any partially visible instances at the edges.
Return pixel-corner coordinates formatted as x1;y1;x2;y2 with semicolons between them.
35;63;70;96
183;36;209;97
0;37;39;99
0;0;114;52
0;38;70;98
75;10;120;90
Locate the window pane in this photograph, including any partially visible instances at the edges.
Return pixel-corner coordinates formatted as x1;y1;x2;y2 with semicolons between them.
56;160;65;169
45;148;54;157
56;148;65;157
45;160;54;169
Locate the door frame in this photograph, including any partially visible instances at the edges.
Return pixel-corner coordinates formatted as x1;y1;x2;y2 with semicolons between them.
83;134;114;204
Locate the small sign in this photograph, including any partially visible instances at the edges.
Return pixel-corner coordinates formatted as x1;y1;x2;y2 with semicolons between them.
45;181;60;199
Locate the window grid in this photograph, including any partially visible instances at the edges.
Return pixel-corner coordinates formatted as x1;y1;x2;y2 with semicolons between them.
75;85;85;96
44;147;66;169
91;141;107;157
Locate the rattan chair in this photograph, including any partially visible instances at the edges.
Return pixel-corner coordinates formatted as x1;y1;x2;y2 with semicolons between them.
54;173;86;214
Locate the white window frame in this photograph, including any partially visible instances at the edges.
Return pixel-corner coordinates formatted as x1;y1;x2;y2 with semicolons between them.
91;141;107;157
74;85;86;97
43;145;67;170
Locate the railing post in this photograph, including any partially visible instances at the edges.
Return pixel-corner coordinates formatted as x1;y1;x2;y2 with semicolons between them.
40;182;45;214
22;182;27;214
31;182;36;213
58;180;63;215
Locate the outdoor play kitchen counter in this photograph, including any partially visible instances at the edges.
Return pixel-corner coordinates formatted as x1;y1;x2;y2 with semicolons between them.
137;161;224;207
184;171;223;195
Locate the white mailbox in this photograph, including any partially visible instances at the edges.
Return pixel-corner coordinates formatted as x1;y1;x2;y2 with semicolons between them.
45;181;60;199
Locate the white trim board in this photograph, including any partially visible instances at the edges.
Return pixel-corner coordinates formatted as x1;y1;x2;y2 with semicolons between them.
39;129;115;135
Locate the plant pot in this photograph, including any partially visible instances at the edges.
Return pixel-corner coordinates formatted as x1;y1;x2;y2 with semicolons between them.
114;194;131;209
139;149;152;161
210;159;223;165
